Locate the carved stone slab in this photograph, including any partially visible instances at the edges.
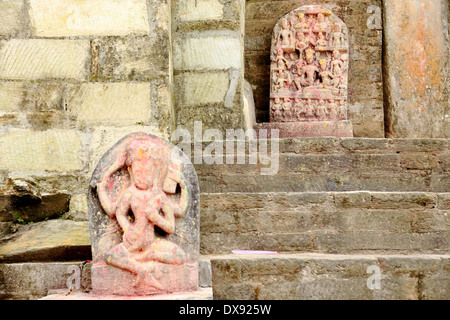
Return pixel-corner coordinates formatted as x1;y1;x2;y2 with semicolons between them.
88;132;199;295
269;5;349;124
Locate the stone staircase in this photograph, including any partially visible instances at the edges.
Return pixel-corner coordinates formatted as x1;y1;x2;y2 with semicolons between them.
0;137;449;299
197;137;449;299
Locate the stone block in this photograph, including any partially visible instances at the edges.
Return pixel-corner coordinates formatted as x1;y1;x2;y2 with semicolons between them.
0;82;24;112
94;36;170;81
174;35;242;70
0;39;90;80
66;83;152;126
0;220;91;263
0;179;70;223
175;71;230;106
177;0;224;21
0;261;90;300
0;129;84;172
28;0;150;37
0;0;25;37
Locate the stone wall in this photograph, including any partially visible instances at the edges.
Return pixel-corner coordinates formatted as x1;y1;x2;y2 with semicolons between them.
245;0;384;137
172;0;245;133
0;0;172;219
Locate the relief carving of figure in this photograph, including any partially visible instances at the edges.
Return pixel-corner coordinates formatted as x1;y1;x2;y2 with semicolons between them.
95;135;189;287
272;96;283;121
329;22;347;47
327;99;338;120
330;50;344;77
277;18;295;53
313;13;331;35
300;48;319;87
315;99;328;120
304;98;316;119
269;6;349;124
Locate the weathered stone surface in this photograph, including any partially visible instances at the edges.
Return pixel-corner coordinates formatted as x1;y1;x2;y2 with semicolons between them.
383;0;448;138
29;0;150;37
255;120;353;138
0;82;24;112
66;83;152;126
0;129;84;172
175;71;230;107
63;194;88;221
0;261;90;300
0;39;90;80
0;178;70;223
88;132;200;295
174;36;242;70
177;0;224;22
0;0;25;37
0;220;91;263
94;36;170;81
211;253;449;300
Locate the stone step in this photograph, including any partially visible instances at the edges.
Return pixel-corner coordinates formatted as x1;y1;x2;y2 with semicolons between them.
209;253;450;300
200;192;450;254
0;259;211;300
192;138;449;193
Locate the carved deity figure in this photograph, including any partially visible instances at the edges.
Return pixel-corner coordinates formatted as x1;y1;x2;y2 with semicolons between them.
304;99;316;118
313;13;330;35
272;96;283;121
300;48;319;87
282;98;292;119
327;99;338;120
330;50;344;78
277;18;295;52
95;135;189;287
329;22;346;47
316;32;328;47
338;99;347;119
295;12;310;34
316;99;328;120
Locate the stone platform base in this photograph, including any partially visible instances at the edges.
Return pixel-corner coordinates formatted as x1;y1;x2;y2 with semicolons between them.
255;121;353;138
91;262;198;296
40;287;212;300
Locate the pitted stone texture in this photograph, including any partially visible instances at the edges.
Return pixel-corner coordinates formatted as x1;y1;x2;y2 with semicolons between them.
88;132;200;295
29;0;150;37
0;39;90;80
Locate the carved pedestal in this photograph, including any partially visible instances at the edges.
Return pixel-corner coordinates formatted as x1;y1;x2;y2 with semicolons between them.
261;5;353;138
88;132;199;296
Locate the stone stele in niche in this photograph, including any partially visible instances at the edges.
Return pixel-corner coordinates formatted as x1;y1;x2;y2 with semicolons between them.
88;132;199;296
259;5;353;138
